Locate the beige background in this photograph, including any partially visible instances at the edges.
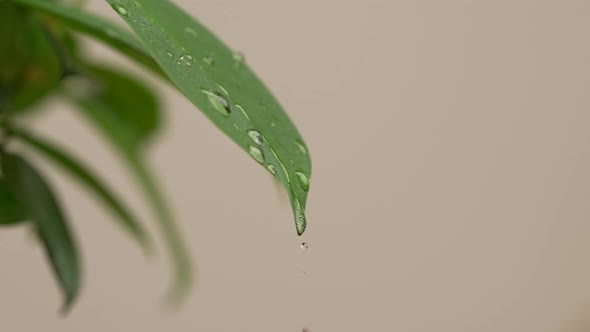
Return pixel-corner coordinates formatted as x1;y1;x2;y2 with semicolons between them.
2;0;590;331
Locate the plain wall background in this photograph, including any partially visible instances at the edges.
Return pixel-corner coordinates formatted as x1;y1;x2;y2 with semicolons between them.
2;0;590;331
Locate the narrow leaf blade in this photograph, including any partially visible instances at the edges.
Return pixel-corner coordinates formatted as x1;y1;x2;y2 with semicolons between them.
105;0;312;235
1;152;81;312
70;87;192;302
9;126;152;251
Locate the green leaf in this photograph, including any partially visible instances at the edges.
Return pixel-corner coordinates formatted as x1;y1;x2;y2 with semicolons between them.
0;2;62;111
82;64;161;144
68;69;191;303
0;178;28;225
1;152;81;312
105;0;312;235
7;125;152;252
9;0;164;78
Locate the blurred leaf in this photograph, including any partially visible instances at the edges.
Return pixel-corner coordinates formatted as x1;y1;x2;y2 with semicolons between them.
0;178;28;225
1;152;81;312
68;66;191;302
8;125;152;251
82;64;161;143
106;0;312;235
0;2;28;87
10;0;164;78
0;2;62;111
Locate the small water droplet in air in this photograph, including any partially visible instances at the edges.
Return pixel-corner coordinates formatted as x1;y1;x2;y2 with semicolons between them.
235;105;250;120
180;54;194;66
295;140;308;155
300;242;308;250
184;27;198;36
293;198;306;235
267;164;276;175
249;146;264;164
247;129;263;145
201;90;230;116
114;5;128;16
203;53;215;66
301;271;307;277
295;171;310;191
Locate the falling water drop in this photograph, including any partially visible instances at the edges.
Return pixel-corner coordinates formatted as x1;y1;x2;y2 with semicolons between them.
294;171;310;191
249;146;264;164
300;242;308;250
247;129;263;145
201;90;230;116
179;54;194;66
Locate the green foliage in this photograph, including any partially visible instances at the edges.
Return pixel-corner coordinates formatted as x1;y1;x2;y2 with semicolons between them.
1;152;81;312
6;125;152;251
0;0;311;312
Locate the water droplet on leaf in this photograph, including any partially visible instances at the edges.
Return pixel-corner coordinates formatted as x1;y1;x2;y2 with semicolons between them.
247;129;263;145
184;27;198;36
203;53;215;66
180;54;194;66
295;171;310;191
295;140;308;155
249;146;264;164
201;90;230;116
114;5;128;16
293;198;306;235
232;51;245;65
267;164;276;175
235;105;250;120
